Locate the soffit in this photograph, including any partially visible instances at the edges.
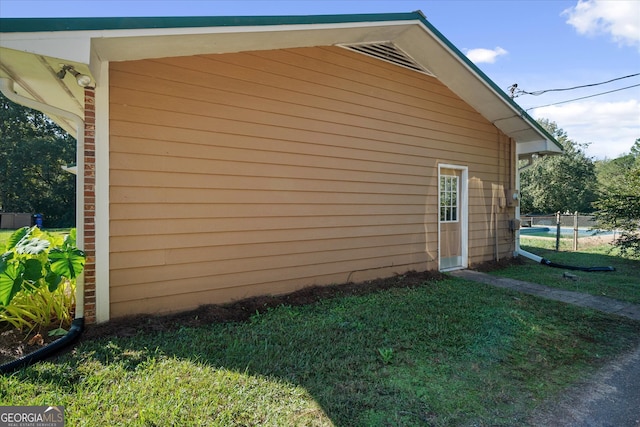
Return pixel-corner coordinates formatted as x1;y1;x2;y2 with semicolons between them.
0;47;87;135
0;14;562;155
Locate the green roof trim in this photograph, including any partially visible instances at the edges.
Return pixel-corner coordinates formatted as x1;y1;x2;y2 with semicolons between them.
0;11;561;151
0;12;418;33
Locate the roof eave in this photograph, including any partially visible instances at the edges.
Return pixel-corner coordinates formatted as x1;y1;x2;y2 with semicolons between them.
0;13;421;33
397;16;562;155
0;12;562;155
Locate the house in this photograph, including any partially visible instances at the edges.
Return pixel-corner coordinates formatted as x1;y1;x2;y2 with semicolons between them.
0;12;562;323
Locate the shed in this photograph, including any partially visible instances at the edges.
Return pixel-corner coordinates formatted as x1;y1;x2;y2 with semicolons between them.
0;12;562;323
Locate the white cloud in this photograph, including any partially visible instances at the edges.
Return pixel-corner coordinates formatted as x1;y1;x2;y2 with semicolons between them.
564;0;640;49
464;47;508;64
532;99;640;159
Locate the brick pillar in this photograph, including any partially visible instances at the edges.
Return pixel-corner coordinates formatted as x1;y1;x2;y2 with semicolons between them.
83;88;96;324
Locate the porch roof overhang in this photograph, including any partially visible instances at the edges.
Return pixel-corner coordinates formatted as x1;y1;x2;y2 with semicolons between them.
0;12;562;157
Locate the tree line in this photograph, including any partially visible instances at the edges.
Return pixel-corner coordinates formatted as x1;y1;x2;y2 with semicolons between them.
521;118;639;257
0;94;76;228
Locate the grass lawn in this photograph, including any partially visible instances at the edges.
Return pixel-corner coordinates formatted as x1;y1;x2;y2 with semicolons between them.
491;237;640;304
0;229;14;247
2;271;640;426
0;228;71;248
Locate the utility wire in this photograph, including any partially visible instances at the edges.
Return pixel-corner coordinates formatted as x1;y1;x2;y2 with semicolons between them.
525;83;640;110
509;72;640;98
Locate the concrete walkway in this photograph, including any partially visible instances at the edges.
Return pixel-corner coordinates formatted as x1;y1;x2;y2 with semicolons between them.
449;269;640;427
449;269;640;321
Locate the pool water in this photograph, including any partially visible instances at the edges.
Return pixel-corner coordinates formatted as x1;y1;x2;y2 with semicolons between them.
520;226;612;238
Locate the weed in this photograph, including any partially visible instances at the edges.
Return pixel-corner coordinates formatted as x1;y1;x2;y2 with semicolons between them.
377;347;394;364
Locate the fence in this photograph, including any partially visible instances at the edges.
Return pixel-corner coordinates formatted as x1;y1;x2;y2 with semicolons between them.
521;213;598;229
520;212;611;251
0;213;32;229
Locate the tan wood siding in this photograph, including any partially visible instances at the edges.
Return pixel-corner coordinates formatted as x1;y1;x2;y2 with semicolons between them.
109;46;515;317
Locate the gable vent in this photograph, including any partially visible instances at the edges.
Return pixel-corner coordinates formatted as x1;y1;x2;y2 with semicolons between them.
339;42;434;76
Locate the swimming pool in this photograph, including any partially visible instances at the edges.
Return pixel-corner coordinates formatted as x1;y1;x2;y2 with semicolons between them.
520;226;613;238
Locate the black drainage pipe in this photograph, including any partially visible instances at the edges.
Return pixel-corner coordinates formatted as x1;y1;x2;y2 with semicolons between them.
540;258;615;272
0;318;84;374
517;248;615;272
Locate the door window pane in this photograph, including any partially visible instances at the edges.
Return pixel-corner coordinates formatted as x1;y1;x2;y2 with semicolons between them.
440;175;459;223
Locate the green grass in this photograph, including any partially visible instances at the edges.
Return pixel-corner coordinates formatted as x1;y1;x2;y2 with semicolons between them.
3;276;640;426
0;228;71;248
492;237;640;304
0;229;14;247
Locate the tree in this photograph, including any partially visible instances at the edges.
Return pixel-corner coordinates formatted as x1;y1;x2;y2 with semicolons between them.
0;93;76;228
520;119;598;214
593;139;640;258
595;138;638;192
631;138;640;158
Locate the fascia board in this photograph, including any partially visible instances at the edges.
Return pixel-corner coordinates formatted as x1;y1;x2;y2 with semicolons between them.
517;140;563;157
0;32;92;64
0;13;420;33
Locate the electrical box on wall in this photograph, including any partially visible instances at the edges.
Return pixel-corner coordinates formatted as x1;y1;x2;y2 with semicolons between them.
506;189;519;207
509;218;521;232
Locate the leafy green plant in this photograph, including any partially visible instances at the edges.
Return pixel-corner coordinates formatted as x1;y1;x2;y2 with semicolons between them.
0;226;84;330
0;282;75;331
377;347;394;365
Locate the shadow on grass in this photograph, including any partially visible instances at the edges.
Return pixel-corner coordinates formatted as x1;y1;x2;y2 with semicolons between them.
11;271;640;426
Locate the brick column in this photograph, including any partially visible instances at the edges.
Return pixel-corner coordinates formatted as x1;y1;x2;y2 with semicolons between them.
83;88;96;324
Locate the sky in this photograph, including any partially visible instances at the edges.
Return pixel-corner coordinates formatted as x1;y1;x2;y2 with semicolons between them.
1;0;639;159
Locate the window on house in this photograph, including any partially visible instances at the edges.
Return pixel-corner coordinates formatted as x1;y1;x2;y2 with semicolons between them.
440;175;458;222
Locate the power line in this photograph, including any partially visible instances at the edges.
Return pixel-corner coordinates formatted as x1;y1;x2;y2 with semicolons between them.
509;72;640;98
525;83;640;110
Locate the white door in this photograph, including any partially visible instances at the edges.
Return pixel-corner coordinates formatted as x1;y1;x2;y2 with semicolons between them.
438;165;468;271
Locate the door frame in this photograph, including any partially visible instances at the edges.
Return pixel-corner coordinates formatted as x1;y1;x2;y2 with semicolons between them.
437;163;468;271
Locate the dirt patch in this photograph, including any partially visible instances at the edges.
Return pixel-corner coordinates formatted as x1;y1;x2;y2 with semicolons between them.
1;270;446;365
82;270;446;341
469;257;527;272
0;324;68;364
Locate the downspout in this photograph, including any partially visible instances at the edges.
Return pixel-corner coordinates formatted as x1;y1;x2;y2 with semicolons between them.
514;148;543;263
514;147;614;272
0;78;85;373
495;132;501;262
